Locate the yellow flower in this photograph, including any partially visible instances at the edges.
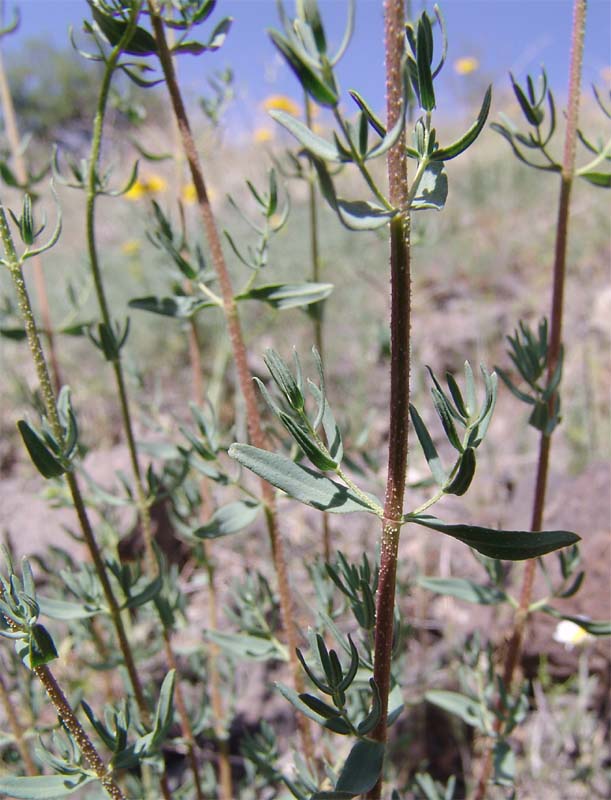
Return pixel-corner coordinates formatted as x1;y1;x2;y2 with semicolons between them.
254;126;274;144
125;174;168;201
181;183;197;205
121;239;141;256
263;94;300;116
454;56;479;76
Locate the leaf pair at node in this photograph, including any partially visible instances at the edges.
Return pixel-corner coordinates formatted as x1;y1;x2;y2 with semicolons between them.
17;387;79;480
495;318;563;435
409;361;497;496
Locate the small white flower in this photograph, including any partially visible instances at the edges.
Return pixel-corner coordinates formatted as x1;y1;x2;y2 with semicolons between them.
553;619;594;650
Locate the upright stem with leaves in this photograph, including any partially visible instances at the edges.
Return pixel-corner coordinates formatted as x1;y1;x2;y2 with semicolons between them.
148;0;313;763
475;2;587;797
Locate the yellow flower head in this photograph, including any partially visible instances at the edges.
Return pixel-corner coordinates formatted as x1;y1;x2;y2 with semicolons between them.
263;94;300;116
181;183;197;205
125;174;168;201
254;126;274;144
121;239;141;256
454;56;479;76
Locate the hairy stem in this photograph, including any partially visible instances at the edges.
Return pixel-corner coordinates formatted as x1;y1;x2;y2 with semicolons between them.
304;93;331;562
368;3;410;797
148;1;314;763
0;202;172;798
84;3;155;573
475;3;586;797
34;665;125;800
188;318;233;800
0;43;62;391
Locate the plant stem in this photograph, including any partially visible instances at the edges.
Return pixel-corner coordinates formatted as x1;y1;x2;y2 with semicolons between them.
475;3;586;797
84;6;155;574
148;1;314;764
304;93;331;562
34;664;126;800
188;318;233;800
0;42;62;392
0;667;36;775
0;202;172;799
368;3;410;797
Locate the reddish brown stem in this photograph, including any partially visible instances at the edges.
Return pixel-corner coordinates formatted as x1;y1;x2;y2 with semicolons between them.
35;664;125;800
475;3;586;797
368;3;411;797
149;2;313;763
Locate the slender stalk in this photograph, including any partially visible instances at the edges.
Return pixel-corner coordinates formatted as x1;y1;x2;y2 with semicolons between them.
0;203;172;800
367;3;410;797
35;664;126;800
304;93;331;562
84;10;155;574
0;668;36;775
474;3;586;797
148;1;314;763
0;42;62;391
188;319;233;800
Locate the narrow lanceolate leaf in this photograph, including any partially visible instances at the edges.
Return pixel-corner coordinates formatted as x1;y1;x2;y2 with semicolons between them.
268;30;338;107
443;447;476;496
431;86;492;161
269;110;342;161
228;444;381;515
192;500;261;539
17;421;65;479
412;162;448;211
579;171;611;188
409;515;580;560
38;596;101;620
276;683;352;734
308;155;396;230
335;739;386;795
0;774;96;799
409;404;446;486
128;295;215;319
89;2;157;55
425;690;486;731
418;576;506;605
236;282;333;309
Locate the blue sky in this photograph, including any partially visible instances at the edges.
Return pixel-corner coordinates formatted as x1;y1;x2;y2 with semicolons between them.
2;1;610;135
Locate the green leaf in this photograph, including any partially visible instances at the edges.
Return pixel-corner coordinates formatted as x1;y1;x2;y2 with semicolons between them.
279;413;338;471
236;282;333;310
418;576;506;605
204;630;280;660
192;500;261;539
409;404;446;486
38;596;100;620
416;14;435;111
540;606;611;636
431;86;492;161
128;295;215;319
276;683;352;734
89;1;157;55
493;740;515;787
412;162;448;210
335;739;385;795
228;444;381;515
425;689;486;731
268;110;341;161
17;420;65;479
28;623;58;668
268;30;338;107
308;155;396;230
0;326;27;340
409;515;580;560
443;447;476;496
0;774;96;799
579;171;611;188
